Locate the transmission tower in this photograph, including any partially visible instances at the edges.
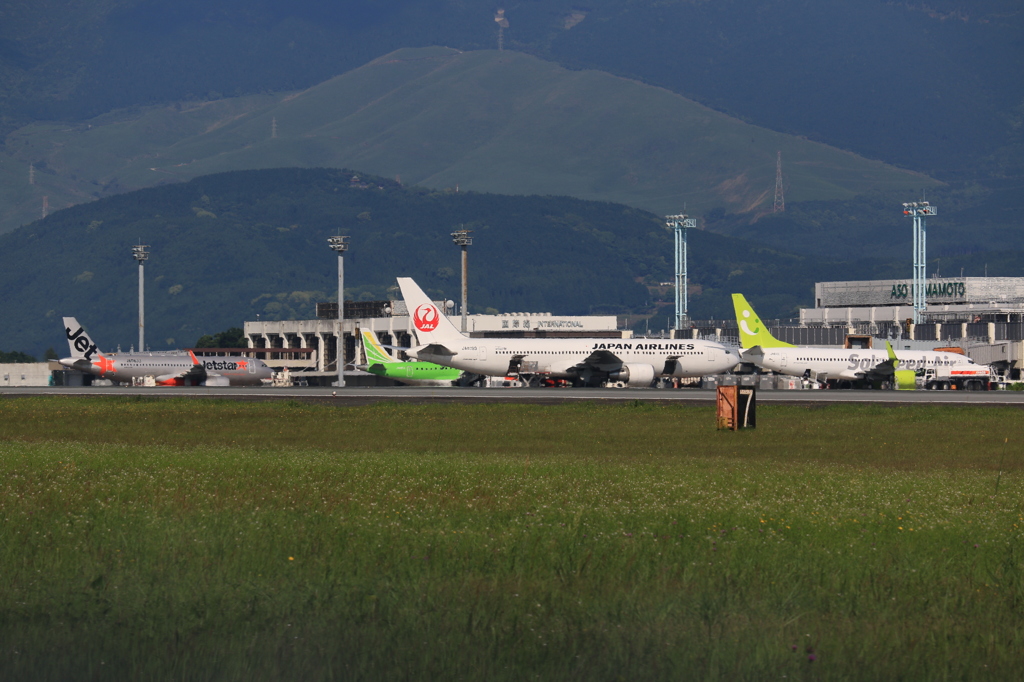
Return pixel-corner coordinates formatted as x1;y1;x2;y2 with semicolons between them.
271;117;277;139
773;151;785;213
42;196;48;219
29;163;35;185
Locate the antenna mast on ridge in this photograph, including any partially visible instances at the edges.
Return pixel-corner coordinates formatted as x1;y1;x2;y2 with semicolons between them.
495;9;508;51
773;151;785;213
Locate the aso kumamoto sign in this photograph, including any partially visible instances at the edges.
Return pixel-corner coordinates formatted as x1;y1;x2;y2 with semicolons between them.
890;281;966;299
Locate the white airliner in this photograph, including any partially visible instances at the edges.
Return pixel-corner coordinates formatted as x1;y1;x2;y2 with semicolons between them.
397;278;740;387
60;317;272;386
731;294;982;386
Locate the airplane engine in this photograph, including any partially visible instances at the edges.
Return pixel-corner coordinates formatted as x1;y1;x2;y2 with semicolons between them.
202;375;231;387
608;363;657;388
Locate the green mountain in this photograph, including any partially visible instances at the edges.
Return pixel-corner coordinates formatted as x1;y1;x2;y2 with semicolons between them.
1;47;934;235
0;166;936;357
2;2;1020;179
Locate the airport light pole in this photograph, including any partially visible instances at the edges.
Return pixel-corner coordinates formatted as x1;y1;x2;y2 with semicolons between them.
665;214;696;333
451;228;473;333
902;201;937;324
327;235;349;387
131;243;150;351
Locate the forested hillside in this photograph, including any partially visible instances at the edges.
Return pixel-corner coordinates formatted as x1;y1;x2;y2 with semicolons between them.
709;179;1024;260
0;167;931;357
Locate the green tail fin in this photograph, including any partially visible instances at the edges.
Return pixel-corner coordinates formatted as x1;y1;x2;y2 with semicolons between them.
360;330;396;364
731;294;795;349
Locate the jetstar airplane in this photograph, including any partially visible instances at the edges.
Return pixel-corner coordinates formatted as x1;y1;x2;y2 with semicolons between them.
60;317;273;386
731;294;980;386
397;277;740;387
357;328;463;386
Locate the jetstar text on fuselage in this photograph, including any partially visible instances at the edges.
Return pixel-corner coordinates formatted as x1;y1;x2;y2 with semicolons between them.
202;359;249;372
591;342;697;351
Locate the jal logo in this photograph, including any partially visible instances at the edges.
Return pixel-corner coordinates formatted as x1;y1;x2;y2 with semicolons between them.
413;304;439;332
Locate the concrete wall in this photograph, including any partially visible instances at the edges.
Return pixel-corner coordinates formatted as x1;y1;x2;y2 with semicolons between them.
0;363;53;386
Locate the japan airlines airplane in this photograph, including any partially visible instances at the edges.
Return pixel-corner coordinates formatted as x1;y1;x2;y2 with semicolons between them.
731;294;980;385
60;317;272;386
398;277;740;387
357;329;463;386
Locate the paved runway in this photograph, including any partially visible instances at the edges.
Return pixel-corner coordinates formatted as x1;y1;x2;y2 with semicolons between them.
3;385;1024;406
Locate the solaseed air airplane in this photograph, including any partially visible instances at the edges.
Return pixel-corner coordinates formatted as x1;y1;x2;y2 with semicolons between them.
60;317;272;386
357;328;463;386
731;294;980;386
397;277;740;387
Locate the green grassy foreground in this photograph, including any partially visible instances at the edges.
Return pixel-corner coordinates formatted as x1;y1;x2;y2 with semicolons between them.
1;397;1022;680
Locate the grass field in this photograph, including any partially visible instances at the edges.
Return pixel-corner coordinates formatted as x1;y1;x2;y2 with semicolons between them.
1;397;1022;680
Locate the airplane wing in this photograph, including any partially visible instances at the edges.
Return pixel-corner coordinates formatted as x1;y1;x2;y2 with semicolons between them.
155;363;207;384
859;344;899;380
880;341;916;389
867;359;897;379
739;345;765;363
845;343;917;388
573;349;623;373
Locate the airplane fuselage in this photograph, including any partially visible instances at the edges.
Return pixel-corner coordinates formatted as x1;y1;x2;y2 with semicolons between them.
751;347;977;381
60;352;272;386
365;361;461;386
412;338;739;379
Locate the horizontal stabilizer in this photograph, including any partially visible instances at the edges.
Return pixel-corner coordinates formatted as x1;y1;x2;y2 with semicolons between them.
419;343;456;357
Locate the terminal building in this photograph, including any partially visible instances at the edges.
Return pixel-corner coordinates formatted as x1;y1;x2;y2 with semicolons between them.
237;300;626;382
803;277;1024;328
688;276;1024;377
204;278;1024;382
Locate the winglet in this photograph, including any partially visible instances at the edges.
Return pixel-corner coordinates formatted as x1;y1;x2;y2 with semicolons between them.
188;350;200;365
731;294;795;349
886;341;917;390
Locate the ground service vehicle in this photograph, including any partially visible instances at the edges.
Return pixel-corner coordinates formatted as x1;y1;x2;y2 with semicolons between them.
918;365;992;391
